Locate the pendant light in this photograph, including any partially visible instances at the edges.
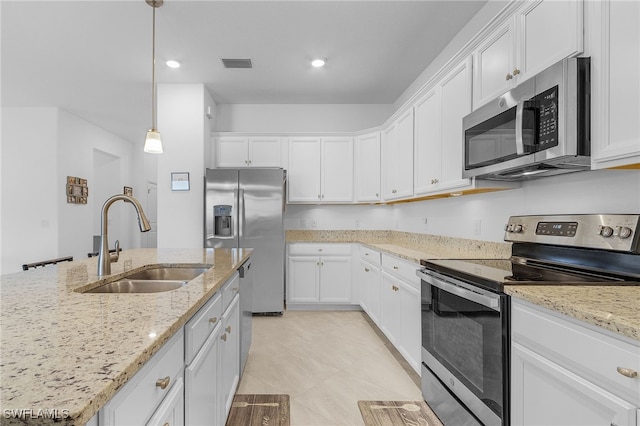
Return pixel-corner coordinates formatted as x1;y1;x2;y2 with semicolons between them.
143;0;163;154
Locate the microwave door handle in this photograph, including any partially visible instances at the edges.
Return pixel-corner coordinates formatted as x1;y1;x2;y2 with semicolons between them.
515;100;525;155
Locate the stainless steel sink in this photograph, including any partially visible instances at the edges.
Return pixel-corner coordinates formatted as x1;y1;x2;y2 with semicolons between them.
83;265;210;293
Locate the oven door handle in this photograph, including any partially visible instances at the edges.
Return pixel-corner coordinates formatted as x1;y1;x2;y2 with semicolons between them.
418;270;501;312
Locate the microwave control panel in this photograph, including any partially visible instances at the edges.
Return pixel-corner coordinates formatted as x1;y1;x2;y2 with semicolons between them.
534;85;559;149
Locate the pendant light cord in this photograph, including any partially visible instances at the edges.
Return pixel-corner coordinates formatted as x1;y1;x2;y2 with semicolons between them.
151;3;157;131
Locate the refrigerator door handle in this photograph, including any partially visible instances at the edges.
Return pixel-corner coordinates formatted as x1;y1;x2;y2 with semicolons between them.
238;188;245;242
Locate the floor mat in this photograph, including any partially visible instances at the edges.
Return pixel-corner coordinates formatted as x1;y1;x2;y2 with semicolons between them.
226;394;290;426
358;400;443;426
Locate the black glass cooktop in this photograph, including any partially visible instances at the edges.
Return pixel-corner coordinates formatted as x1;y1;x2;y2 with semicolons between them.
419;258;638;293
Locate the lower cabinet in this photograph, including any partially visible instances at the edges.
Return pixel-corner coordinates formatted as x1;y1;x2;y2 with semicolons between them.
511;299;640;426
359;258;381;326
220;294;240;419
287;244;354;308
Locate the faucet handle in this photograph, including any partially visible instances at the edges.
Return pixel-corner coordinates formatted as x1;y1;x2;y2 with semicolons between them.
110;240;120;263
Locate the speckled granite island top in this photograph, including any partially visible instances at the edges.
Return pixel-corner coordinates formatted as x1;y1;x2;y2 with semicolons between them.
0;248;251;425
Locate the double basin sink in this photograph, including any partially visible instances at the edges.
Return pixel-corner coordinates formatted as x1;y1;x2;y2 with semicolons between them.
82;265;210;294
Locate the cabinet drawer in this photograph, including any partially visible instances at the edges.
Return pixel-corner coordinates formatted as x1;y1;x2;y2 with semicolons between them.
185;292;223;364
222;273;240;313
101;329;184;426
381;253;420;289
360;246;381;266
512;301;640;405
288;243;352;256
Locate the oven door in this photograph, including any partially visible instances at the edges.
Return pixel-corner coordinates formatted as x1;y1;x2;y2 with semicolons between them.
419;269;508;426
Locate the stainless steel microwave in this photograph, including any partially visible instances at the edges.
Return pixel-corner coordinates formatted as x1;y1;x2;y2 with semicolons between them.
463;57;590;181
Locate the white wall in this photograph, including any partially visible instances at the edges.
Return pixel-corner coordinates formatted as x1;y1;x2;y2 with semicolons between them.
215;104;393;133
284;204;393;231
1;107;141;274
157;84;208;248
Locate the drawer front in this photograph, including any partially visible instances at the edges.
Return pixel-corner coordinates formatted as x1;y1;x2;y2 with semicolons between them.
102;329;185;426
288;243;352;256
222;273;240;312
360;246;381;266
381;253;419;289
185;292;223;364
512;300;640;405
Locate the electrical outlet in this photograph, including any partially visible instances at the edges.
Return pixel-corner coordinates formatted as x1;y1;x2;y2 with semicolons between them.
474;219;482;236
311;219;318;228
300;219;308;229
355;218;360;229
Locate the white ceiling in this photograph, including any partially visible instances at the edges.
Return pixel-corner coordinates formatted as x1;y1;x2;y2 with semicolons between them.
1;0;486;143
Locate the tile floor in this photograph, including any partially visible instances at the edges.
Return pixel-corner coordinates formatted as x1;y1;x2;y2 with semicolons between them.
236;310;423;425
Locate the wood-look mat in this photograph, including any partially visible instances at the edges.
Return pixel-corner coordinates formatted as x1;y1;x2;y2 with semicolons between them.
226;394;290;426
358;400;443;426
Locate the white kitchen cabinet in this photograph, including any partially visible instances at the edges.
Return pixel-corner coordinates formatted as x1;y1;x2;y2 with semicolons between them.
358;246;382;326
473;0;583;110
215;136;282;168
591;0;640;169
287;244;353;307
220;293;240;420
511;299;640;425
288;137;354;203
100;329;185;426
379;253;421;374
382;110;414;201
185;324;221;426
355;132;381;202
146;376;185;426
414;57;472;195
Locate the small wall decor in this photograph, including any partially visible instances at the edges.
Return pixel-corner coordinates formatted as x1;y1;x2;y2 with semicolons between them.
171;172;190;191
66;176;88;204
124;186;133;196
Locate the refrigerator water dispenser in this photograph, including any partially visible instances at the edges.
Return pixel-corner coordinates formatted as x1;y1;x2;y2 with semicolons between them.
214;205;233;236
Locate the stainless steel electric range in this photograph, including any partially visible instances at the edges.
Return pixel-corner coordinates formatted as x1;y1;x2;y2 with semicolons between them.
417;214;640;426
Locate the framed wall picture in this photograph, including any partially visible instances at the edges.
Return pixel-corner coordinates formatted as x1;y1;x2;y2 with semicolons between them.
66;176;88;204
171;172;190;191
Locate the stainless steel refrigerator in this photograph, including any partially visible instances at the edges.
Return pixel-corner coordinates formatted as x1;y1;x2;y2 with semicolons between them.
204;168;286;314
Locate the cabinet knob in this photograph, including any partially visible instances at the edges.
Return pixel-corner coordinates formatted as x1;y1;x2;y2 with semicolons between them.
209;316;218;324
233;287;239;293
221;334;227;342
505;73;513;81
318;194;321;199
513;68;521;76
391;285;399;292
364;268;370;272
226;325;232;333
616;367;638;378
163;423;170;426
431;178;439;184
245;160;249;165
318;248;323;252
321;194;325;199
248;160;252;165
155;376;170;390
392;189;397;194
376;193;379;197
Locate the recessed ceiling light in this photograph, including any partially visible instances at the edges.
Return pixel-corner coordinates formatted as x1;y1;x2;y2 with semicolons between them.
166;60;181;69
311;58;326;68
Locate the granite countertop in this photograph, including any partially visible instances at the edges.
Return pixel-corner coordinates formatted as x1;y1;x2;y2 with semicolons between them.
286;230;640;343
0;248;251;425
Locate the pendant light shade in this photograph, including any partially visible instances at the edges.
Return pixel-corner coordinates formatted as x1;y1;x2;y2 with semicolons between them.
143;0;163;154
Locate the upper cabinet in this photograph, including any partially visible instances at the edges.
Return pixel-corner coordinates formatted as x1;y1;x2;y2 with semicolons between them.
215;136;282;168
355;132;381;202
382;110;414;201
415;57;472;195
288;137;354;203
473;0;584;110
590;0;640;169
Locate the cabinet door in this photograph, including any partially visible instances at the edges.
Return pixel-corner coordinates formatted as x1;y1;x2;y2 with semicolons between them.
439;57;472;190
321;137;354;202
382;123;399;199
288;137;321;202
216;137;249;167
185;327;221;426
516;0;583;83
367;265;382;326
511;342;637;426
592;0;640;168
146;376;185;426
248;137;282;167
319;255;352;303
398;282;421;374
220;295;240;422
414;88;442;194
287;256;320;303
395;110;415;199
473;19;515;109
380;272;402;345
356;132;381;202
359;260;371;313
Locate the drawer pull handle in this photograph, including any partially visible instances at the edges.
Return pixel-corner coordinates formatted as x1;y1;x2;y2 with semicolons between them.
393;266;399;270
616;367;638;378
163;423;170;426
156;376;170;390
226;326;232;333
209;317;218;324
221;334;227;342
233;287;239;293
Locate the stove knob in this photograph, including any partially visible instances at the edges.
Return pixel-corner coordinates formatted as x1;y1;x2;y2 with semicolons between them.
619;226;633;239
513;224;523;233
600;226;614;238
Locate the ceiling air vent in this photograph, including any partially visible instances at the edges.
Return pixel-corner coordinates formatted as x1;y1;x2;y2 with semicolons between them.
222;58;253;69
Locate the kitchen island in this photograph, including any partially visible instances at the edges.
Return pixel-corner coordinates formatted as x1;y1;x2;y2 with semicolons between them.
0;248;251;425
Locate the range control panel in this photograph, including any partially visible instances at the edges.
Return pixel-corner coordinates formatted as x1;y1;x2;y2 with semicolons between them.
504;214;640;253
